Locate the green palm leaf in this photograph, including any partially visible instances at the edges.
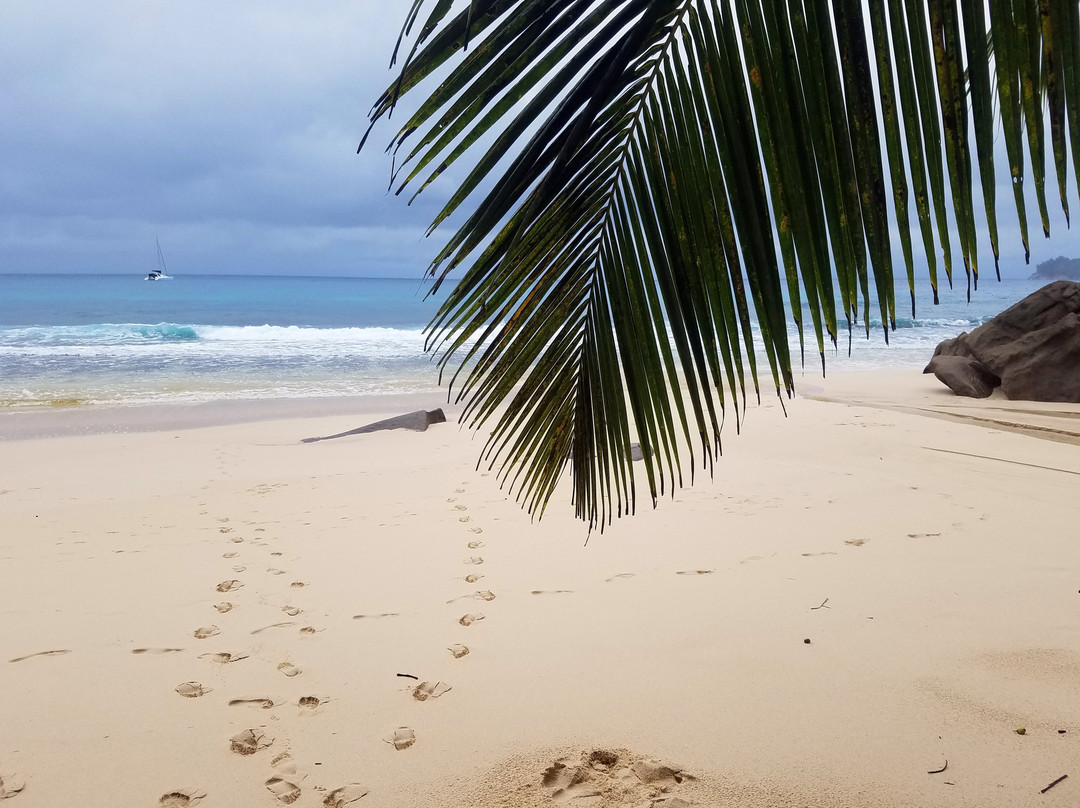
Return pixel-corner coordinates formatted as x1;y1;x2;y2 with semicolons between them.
365;0;1080;528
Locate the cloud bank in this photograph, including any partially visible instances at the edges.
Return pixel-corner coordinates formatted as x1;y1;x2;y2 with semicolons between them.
0;0;453;276
1;1;1076;280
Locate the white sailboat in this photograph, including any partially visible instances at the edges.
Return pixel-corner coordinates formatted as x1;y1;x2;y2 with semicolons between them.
145;238;172;280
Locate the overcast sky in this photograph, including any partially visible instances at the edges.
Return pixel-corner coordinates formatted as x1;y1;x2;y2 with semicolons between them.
0;0;456;277
1;1;1077;279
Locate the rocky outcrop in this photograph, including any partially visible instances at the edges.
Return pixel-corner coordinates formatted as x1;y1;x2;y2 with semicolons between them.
926;281;1080;402
923;355;1000;398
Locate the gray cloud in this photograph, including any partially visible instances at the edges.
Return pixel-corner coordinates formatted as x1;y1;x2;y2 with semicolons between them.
2;1;1077;280
0;0;453;276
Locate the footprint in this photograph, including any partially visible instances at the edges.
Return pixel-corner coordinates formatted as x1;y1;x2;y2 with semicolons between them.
454;504;467;511
298;695;324;710
0;772;25;799
217;517;230;523
214;602;235;613
229;536;244;544
464;574;484;584
540;750;688;804
230;728;273;756
412;681;451;701
267;568;286;575
223;551;238;558
132;648;184;655
265;776;302;805
228;697;275;709
9;649;71;663
252;622;296;635
469;527;483;534
630;758;696;785
464;557;484;565
322;784;369;807
541;759;592;795
216;580;244;592
459;516;472;523
175;682;211;698
290;581;307;589
271;551;283;556
200;652;248;664
299;626;318;635
219;527;233;534
193;626;220;639
277;662;302;678
384;727;416;751
605;573;635;582
448;644;470;659
474;590;496;601
675;570;713;576
531;589;573;595
458;613;485;626
281;606;302;616
844;539;867;547
352;613;399;620
232;565;247;573
158;788;206;807
467;541;484;549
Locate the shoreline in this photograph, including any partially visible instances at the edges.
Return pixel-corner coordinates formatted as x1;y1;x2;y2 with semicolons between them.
0;391;460;441
6;367;1080;447
1;369;1078;806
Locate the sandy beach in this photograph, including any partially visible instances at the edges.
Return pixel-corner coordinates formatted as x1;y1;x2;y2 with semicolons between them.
1;371;1078;807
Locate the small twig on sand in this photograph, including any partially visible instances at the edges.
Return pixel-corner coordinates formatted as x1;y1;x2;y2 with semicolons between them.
811;598;830;610
1040;774;1068;794
927;761;948;775
396;673;419;680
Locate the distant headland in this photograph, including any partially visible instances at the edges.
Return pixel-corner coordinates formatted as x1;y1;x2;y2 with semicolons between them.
1029;255;1080;280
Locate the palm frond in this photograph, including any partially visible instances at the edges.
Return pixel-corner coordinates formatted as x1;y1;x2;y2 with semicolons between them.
364;0;1080;529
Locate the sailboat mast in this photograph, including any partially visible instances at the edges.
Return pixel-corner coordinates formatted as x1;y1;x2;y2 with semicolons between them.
156;237;168;275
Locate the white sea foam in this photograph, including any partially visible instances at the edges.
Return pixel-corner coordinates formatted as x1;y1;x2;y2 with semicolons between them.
0;323;431;364
196;324;425;344
0;322;426;346
0;321;451;407
0;276;1050;409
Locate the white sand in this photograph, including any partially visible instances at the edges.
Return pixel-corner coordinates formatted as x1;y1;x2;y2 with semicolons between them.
1;374;1078;807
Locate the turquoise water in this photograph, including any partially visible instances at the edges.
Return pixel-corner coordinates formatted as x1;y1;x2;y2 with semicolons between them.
0;273;1048;408
0;274;439;328
0;275;450;407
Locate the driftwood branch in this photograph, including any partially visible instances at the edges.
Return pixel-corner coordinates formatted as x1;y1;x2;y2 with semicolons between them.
301;409;446;443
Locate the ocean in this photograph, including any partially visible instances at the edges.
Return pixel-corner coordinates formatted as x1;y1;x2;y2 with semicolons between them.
0;272;1048;411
